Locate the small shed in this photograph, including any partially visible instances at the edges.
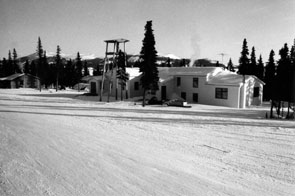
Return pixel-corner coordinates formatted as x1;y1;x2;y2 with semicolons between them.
0;73;40;89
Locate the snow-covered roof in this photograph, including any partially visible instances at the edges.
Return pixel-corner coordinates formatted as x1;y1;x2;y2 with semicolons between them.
126;68;141;79
158;67;223;80
0;73;24;81
207;71;265;86
0;73;40;81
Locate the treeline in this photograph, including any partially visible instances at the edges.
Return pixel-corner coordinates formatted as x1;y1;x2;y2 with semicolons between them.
0;48;22;76
237;38;295;118
0;37;90;90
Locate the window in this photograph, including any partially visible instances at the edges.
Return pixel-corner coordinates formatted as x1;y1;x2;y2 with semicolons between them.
215;88;228;99
193;93;198;103
181;92;186;100
253;87;259;97
177;77;181;87
134;82;139;90
193;78;198;88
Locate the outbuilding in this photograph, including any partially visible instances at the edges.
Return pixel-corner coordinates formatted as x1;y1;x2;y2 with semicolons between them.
0;73;40;89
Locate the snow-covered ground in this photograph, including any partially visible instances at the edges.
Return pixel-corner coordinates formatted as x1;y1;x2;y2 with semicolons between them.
0;89;294;196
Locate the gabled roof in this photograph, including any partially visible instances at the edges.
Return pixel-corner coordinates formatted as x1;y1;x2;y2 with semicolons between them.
0;73;39;81
0;73;24;81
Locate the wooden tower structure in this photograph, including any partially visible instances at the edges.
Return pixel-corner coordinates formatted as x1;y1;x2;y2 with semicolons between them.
100;38;129;102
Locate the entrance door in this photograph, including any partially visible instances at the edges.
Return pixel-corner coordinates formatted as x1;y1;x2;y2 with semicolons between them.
181;92;186;100
90;82;96;94
161;86;166;100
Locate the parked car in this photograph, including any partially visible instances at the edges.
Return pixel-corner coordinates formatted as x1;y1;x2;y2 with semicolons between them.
148;96;163;105
164;99;191;108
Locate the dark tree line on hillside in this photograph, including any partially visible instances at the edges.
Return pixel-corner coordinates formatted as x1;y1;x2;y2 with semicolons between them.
0;37;89;90
238;38;295;118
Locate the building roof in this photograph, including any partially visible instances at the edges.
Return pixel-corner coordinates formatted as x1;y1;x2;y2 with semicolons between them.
0;73;24;81
123;67;224;82
104;38;129;43
126;68;141;79
0;73;39;81
207;70;265;86
158;67;223;80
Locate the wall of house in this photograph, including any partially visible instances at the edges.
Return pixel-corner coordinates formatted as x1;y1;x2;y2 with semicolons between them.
165;75;241;108
245;78;263;106
156;78;175;101
24;75;40;88
89;79;102;94
128;77;143;98
172;75;207;103
0;81;11;88
201;84;241;108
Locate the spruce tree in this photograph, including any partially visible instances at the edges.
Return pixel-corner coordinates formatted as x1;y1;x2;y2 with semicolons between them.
290;41;295;105
83;60;89;76
30;61;37;76
36;37;43;91
277;44;290;101
116;50;129;100
0;58;5;77
238;38;250;75
167;57;171;67
256;55;264;81
2;58;8;76
250;46;256;75
227;58;235;72
264;50;276;101
139;20;159;106
24;59;30;74
12;48;20;73
7;50;14;75
75;52;83;90
75;52;82;78
55;45;61;91
42;51;50;88
64;59;74;88
180;59;186;67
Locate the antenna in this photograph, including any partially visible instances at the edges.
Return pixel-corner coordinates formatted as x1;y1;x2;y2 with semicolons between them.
218;53;228;64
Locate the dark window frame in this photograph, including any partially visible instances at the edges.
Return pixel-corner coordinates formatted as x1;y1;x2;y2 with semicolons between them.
176;77;181;87
193;93;198;103
181;92;186;100
193;78;198;88
215;88;228;99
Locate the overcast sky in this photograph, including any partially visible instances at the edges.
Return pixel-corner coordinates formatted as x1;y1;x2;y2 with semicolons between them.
0;0;294;64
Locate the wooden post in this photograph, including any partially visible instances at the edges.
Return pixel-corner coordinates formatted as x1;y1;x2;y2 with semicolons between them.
100;42;108;101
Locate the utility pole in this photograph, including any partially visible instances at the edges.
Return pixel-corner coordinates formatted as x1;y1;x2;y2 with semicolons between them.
218;53;228;64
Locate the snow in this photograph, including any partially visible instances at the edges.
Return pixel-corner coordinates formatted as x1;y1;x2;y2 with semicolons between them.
163;53;181;60
207;71;265;86
0;89;294;196
45;52;97;60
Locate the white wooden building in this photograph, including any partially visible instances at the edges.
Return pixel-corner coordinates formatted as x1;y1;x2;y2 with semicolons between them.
88;67;264;108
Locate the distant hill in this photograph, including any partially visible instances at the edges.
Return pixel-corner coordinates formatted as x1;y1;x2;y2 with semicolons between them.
16;52;224;69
